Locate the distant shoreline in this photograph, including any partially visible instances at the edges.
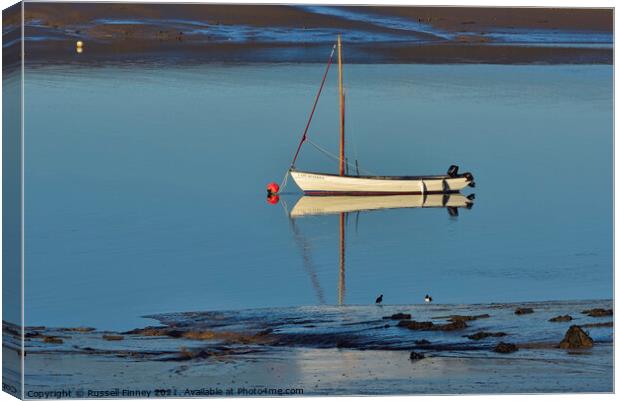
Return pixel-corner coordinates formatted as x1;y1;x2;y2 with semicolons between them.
3;4;613;68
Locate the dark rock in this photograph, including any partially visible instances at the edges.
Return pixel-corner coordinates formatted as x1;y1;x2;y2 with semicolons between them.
559;325;593;349
436;320;468;331
336;340;355;348
102;334;124;341
397;320;467;331
493;342;518;353
414;339;431;345
383;313;412;320
549;315;572;322
123;326;169;336
581;308;613;317
466;331;507;340
43;336;63;344
515;307;534;315
444;314;490;322
409;351;425;360
164;330;185;338
59;327;95;332
174;347;213;361
397;320;434;330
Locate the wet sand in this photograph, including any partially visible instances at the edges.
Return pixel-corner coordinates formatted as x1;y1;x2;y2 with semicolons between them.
3;4;613;66
16;346;613;396
352;6;613;32
4;300;613;395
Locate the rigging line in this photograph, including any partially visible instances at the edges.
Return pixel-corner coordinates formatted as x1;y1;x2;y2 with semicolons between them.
306;138;375;175
290;44;337;169
280;43;336;191
279;167;290;191
288;217;327;304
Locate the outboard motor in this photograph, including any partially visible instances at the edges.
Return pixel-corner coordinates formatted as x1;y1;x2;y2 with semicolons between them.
466;193;475;210
447;165;459;177
462;172;475;187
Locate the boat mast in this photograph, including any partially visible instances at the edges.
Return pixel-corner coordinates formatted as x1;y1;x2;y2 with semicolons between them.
338;35;345;177
338;212;346;305
338;36;346;304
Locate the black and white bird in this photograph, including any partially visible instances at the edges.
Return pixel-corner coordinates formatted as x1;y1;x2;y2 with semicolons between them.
375;294;383;305
424;294;433;303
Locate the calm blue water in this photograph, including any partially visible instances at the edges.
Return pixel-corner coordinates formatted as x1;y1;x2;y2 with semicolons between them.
23;64;612;331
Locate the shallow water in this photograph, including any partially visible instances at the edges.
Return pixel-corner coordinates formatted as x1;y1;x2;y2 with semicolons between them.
23;64;612;331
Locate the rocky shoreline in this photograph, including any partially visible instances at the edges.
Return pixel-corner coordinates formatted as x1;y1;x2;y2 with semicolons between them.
2;299;613;395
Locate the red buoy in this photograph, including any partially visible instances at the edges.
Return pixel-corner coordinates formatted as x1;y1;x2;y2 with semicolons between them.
267;194;280;205
266;182;280;195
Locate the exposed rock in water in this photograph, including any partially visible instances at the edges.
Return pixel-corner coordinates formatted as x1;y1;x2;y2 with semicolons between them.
398;320;434;330
102;334;124;341
336;339;357;348
181;330;274;344
414;339;431;345
559;325;593;349
409;351;425;360
125;326;275;345
466;331;507;340
514;307;534;315
437;320;468;331
436;314;490;322
549;315;572;322
171;347;214;361
582;321;613;328
59;327;95;332
383;313;412;320
582;308;613;317
123;326;170;336
43;336;63;344
494;342;518;353
397;320;467;331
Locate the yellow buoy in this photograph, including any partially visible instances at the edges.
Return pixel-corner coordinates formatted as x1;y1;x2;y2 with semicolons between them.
76;40;83;47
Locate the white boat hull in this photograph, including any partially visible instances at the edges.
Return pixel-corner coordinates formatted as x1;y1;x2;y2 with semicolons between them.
290;170;473;195
290;194;473;217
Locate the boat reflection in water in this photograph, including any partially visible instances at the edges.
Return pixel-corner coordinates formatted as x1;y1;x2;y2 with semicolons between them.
287;193;475;305
290;193;475;218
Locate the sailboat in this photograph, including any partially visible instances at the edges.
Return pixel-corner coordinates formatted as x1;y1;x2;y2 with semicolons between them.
285;35;475;195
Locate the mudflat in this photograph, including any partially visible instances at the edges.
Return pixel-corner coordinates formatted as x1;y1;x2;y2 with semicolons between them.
5;300;613;395
4;4;613;66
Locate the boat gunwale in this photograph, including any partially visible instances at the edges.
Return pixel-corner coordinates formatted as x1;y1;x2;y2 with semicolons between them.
303;190;462;196
290;169;472;181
